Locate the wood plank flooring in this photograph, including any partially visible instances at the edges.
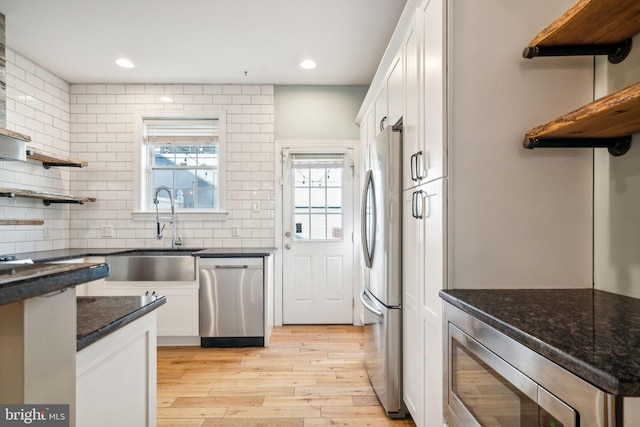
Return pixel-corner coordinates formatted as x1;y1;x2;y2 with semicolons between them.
157;325;416;427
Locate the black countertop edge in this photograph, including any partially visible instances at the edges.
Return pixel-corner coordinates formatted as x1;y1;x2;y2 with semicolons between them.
0;263;110;306
439;289;639;396
6;248;276;262
77;295;166;351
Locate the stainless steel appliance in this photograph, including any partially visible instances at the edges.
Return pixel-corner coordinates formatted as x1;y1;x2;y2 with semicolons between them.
199;257;264;347
444;303;615;427
360;123;406;418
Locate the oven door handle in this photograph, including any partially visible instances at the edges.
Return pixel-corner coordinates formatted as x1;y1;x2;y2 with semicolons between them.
538;387;577;427
360;289;383;318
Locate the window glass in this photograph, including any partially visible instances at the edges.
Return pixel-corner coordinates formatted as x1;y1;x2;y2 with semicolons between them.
141;116;224;212
290;154;344;241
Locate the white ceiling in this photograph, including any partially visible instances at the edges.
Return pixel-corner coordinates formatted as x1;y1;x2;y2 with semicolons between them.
0;0;407;85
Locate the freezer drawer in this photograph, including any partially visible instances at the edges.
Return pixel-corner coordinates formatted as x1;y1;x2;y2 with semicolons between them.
199;257;264;347
360;288;406;418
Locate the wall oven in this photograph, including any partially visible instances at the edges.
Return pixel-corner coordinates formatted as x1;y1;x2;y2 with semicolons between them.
444;303;617;427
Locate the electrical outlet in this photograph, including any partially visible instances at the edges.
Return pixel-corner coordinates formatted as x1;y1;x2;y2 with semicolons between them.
100;225;114;238
252;201;261;212
44;227;51;239
232;225;240;237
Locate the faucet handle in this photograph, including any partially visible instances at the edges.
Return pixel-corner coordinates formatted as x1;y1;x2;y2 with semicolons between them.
175;236;183;246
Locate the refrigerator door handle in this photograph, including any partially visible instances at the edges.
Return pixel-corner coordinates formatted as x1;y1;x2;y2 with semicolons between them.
361;169;376;268
360;289;383;317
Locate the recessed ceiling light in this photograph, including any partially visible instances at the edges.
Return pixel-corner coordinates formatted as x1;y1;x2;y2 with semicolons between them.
300;59;317;70
159;96;173;103
116;58;135;68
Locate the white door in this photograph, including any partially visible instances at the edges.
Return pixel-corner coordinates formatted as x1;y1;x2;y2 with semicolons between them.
282;151;354;324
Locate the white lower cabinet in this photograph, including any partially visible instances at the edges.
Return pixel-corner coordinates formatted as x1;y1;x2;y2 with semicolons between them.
101;284;199;337
77;311;157;427
403;178;446;427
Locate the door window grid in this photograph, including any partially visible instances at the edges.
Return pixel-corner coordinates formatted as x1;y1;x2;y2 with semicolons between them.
292;159;344;241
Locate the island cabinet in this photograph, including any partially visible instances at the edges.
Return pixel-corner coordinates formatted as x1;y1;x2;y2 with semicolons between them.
76;302;158;427
0;287;77;423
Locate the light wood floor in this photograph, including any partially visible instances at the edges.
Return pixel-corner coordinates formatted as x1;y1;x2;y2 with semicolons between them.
157;325;416;427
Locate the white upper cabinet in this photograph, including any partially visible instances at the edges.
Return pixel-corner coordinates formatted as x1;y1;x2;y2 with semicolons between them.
421;0;445;183
374;85;388;136
403;23;421;191
387;53;403;128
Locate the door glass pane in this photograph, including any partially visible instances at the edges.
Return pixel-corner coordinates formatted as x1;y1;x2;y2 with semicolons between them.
291;157;344;241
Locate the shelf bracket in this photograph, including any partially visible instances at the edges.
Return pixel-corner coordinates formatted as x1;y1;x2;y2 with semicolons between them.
523;136;632;156
42;200;86;206
42;162;85;169
523;38;632;64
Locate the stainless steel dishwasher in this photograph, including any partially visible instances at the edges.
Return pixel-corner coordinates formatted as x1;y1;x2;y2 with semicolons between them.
199;257;264;347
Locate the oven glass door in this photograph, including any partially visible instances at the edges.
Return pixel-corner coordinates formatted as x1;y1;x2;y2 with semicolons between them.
449;325;576;427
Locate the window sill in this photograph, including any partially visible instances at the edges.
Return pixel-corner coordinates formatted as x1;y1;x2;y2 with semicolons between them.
132;211;228;221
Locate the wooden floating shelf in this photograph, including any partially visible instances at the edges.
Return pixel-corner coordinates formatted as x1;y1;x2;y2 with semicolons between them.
27;147;87;169
524;81;640;155
0;186;96;206
0;128;31;142
523;0;640;62
0;219;44;226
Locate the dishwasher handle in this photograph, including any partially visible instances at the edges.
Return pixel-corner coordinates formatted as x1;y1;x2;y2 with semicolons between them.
210;265;250;269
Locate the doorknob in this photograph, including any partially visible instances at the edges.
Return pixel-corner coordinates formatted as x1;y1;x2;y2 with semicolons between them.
284;231;291;238
284;243;292;250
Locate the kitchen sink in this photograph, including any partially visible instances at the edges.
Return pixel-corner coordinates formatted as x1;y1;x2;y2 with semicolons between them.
106;250;198;281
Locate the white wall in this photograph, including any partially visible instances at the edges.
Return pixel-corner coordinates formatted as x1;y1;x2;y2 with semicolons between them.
594;35;640;297
275;85;367;140
68;83;275;249
0;49;72;254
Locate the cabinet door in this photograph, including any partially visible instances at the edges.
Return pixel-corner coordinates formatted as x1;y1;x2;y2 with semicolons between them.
403;22;421;191
421;0;446;182
100;286;199;337
421;177;446;426
402;188;424;426
387;53;403;128
374;86;388;136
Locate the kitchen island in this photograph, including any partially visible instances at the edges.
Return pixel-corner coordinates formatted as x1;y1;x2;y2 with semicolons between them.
0;262;165;427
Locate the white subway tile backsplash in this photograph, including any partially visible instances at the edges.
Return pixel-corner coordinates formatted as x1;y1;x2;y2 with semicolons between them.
2;48;275;252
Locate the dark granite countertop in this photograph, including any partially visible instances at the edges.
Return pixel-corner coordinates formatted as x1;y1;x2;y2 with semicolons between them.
77;295;166;351
440;288;640;396
6;247;275;262
0;262;110;306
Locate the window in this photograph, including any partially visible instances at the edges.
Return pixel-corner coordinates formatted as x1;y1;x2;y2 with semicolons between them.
291;153;344;241
134;112;226;218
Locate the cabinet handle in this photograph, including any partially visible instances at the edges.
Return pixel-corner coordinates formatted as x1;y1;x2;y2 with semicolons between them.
410;153;418;182
380;116;387;132
416;151;427;180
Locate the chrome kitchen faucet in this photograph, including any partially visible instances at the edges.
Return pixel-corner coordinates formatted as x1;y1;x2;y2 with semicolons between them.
153;186;181;249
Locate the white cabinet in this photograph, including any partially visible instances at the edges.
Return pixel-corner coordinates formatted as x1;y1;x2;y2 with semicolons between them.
403;1;446;191
101;283;199;337
374;86;387;136
77;310;157;427
0;287;77;426
387;53;403;127
403;22;421;190
374;54;403;135
403;178;446;427
420;0;445;184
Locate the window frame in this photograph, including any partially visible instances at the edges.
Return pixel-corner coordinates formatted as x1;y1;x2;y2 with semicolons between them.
132;111;228;221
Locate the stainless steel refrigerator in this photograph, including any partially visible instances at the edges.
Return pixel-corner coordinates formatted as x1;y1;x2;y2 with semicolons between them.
360;123;406;418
